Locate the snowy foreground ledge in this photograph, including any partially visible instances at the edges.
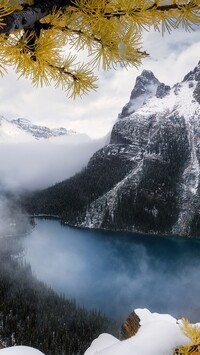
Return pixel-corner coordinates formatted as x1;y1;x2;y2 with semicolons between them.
0;309;197;355
85;309;191;355
0;347;44;354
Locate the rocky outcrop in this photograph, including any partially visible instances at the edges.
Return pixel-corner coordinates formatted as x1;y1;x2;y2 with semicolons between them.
120;311;141;340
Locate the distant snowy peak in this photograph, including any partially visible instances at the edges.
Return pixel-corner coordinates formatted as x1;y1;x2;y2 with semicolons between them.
0;116;80;143
11;118;76;140
119;70;170;118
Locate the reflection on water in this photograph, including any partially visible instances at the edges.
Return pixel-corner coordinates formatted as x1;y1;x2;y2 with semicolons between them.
23;218;200;321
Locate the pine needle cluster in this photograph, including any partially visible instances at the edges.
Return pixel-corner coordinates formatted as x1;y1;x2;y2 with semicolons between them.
0;0;199;97
175;318;200;354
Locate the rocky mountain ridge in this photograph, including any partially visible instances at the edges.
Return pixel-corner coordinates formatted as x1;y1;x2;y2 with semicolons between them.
27;61;200;237
0;116;76;141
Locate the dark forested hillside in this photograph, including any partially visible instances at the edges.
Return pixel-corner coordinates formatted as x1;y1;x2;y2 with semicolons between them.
23;146;134;224
0;238;118;354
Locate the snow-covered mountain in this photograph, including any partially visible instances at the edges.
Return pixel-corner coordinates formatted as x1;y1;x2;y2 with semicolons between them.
119;69;170;118
28;61;200;237
0;117;77;142
11;118;76;140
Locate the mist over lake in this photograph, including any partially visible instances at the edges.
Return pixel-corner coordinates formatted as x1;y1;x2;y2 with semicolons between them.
23;218;200;322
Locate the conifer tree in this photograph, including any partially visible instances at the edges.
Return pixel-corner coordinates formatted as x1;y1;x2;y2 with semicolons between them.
0;0;199;97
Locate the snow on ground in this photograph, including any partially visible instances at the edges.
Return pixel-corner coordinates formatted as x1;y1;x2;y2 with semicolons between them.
85;309;191;355
0;309;195;355
0;346;44;354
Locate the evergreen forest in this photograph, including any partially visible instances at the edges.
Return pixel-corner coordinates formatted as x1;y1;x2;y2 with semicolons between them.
0;236;119;354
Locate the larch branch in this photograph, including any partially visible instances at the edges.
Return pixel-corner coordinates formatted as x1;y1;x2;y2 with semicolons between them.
0;0;73;34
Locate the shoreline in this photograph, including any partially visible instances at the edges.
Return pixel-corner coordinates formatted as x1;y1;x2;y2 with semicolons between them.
30;214;200;241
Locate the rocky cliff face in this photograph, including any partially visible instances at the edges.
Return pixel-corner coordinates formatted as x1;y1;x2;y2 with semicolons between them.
29;61;200;237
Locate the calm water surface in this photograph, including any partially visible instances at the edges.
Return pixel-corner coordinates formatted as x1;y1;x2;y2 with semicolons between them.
23;218;200;321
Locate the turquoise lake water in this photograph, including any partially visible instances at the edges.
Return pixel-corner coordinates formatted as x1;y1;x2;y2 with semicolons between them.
23;218;200;322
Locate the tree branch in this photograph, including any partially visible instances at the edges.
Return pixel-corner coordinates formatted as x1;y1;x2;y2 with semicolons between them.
0;0;199;36
0;0;73;34
102;2;200;19
174;343;200;354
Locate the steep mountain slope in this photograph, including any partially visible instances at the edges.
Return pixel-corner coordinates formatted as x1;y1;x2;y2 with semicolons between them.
26;61;200;237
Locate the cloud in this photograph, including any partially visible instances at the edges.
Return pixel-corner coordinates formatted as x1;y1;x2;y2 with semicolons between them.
0;197;29;242
0;136;106;191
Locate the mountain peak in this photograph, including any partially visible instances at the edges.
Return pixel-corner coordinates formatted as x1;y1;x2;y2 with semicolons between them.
183;61;200;82
12;118;31;126
140;69;157;79
134;69;159;89
119;70;160;118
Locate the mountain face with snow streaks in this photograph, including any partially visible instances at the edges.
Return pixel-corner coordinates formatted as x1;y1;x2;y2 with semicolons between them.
27;61;200;237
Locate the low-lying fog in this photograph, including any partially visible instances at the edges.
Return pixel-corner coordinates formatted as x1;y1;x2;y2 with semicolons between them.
0;135;107;192
23;218;200;322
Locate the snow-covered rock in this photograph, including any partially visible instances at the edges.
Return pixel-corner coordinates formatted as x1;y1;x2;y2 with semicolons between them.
0;346;44;354
119;70;161;118
85;309;190;355
0;310;198;355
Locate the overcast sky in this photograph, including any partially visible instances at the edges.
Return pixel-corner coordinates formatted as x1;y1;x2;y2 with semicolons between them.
0;27;200;138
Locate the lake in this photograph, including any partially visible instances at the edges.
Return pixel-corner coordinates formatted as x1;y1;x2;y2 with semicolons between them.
23;218;200;322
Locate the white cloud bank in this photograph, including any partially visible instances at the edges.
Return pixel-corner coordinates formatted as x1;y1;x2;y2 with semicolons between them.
0;136;106;191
